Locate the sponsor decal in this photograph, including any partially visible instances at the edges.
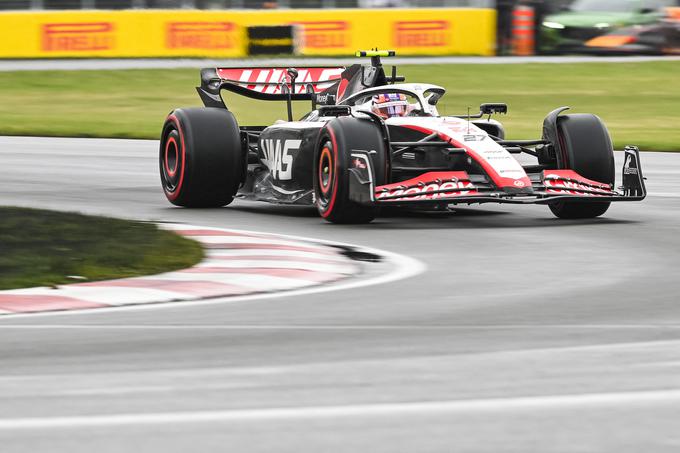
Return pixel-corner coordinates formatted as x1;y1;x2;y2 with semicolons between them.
376;180;476;201
623;154;639;175
545;189;605;197
513;180;525;187
217;67;344;95
352;157;367;170
393;20;449;47
42;22;114;52
261;139;301;181
316;92;337;105
296;21;349;49
166;22;235;50
544;175;613;195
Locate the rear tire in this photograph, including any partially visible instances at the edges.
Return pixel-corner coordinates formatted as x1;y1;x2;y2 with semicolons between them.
160;108;243;208
549;114;615;219
314;117;388;224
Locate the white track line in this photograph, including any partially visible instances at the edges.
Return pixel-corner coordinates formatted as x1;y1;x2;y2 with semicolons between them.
1;389;679;430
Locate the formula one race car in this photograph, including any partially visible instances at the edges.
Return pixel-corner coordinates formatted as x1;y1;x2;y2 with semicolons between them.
584;7;680;54
159;50;646;223
540;1;680;54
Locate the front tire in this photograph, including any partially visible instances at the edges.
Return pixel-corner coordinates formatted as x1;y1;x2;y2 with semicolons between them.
160;108;243;208
549;114;615;219
314;117;388;224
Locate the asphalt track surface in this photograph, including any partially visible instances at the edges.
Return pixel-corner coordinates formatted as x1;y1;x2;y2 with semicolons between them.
2;55;680;71
1;136;680;452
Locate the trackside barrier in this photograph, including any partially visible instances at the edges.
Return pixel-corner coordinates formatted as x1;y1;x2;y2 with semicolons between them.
511;5;535;56
0;9;496;58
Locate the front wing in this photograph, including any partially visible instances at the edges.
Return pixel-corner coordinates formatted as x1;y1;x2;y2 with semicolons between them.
348;146;646;207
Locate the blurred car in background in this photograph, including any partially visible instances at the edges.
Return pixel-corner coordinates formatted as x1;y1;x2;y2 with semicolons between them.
540;0;680;53
585;7;680;54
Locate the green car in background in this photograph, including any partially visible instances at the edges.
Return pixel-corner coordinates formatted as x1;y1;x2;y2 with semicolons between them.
541;0;679;53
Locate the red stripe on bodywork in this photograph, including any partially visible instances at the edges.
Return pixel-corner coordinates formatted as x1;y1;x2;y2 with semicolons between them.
542;170;614;196
375;171;478;201
375;171;472;192
401;124;532;190
542;170;611;189
216;67;345;95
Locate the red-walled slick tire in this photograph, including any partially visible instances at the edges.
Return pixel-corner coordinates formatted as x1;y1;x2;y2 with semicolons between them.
160;108;243;208
314;117;387;224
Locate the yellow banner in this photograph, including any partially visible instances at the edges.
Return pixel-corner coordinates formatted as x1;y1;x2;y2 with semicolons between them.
0;9;496;58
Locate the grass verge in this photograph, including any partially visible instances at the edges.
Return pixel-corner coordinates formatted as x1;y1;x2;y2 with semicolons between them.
0;207;203;290
0;61;678;150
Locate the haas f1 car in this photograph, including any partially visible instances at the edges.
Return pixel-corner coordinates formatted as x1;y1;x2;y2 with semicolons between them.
160;50;646;223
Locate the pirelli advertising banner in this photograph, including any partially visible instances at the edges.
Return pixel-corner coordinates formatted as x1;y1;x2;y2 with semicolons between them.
0;9;496;58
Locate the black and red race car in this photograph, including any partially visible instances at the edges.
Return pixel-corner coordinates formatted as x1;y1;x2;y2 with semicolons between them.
159;50;646;223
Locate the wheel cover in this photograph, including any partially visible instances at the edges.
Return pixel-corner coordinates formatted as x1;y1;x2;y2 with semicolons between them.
160;119;185;200
164;136;179;178
316;141;336;212
319;146;333;194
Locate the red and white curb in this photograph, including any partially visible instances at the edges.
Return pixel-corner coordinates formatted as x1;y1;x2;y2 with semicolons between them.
0;224;376;316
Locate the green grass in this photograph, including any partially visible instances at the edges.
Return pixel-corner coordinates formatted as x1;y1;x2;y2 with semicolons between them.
0;207;203;290
0;61;678;150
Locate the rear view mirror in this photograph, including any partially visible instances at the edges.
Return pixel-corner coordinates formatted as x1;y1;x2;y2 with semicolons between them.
480;103;508;115
427;92;443;105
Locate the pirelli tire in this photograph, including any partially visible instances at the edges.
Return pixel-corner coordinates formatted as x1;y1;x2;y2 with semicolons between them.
550;114;615;219
160;108;244;208
314;117;388;224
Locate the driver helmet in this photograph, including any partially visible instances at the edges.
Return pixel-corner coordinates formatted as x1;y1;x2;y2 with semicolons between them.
371;93;409;118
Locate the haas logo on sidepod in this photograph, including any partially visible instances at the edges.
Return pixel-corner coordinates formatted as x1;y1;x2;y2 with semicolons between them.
261;139;301;181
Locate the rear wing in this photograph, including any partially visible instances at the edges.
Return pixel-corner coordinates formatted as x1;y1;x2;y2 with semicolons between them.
196;50;404;120
197;66;345;108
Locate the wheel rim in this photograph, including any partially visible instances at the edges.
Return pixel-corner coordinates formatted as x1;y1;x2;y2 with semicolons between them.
316;140;335;211
160;126;184;197
165;136;179;177
319;145;333;194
